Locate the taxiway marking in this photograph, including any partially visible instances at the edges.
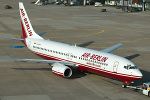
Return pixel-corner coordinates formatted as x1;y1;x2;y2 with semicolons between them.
49;30;104;39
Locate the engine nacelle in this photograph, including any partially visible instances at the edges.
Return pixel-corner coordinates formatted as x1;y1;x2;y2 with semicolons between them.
52;63;72;78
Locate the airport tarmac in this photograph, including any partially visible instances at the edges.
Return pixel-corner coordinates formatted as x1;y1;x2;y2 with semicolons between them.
0;1;150;100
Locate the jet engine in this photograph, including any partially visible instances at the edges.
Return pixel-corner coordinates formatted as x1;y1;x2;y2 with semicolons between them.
51;63;72;78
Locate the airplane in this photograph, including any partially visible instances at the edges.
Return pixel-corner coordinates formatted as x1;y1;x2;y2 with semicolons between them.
0;2;143;88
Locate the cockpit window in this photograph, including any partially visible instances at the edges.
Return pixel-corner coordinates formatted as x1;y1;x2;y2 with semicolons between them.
124;66;128;69
124;65;137;70
129;66;137;69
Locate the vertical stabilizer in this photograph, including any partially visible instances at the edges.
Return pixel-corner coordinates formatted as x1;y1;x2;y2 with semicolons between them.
19;2;43;39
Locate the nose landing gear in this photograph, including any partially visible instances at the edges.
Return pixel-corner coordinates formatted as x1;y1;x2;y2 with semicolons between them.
122;84;127;88
122;81;130;88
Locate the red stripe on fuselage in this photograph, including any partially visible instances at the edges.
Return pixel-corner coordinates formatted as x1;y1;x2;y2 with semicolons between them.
32;51;142;82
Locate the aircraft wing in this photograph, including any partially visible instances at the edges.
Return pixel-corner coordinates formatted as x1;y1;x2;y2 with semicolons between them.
0;37;24;41
0;58;77;67
100;43;123;53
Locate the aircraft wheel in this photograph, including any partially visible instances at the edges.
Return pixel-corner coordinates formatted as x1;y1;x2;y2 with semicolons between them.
148;91;150;97
122;84;127;88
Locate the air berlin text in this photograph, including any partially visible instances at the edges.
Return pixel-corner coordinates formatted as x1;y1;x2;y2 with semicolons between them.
81;52;108;62
20;9;33;36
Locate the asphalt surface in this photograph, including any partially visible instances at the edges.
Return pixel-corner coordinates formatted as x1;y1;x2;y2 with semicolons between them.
0;0;150;100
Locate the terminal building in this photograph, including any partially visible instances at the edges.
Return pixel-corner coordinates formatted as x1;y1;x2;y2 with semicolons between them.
41;0;150;11
104;0;150;11
76;0;150;11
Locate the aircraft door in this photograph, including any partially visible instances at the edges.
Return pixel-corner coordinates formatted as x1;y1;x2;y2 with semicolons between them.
113;61;119;72
66;53;73;60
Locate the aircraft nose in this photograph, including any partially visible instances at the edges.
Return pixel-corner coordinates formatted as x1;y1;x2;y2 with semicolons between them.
131;69;143;78
136;69;143;78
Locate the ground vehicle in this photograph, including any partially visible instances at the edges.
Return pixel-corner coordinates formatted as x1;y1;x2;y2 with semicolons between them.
89;1;95;5
56;1;62;5
70;1;77;6
127;82;150;97
94;2;103;7
142;82;150;96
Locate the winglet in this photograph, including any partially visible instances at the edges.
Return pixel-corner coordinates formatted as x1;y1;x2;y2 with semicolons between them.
101;43;123;53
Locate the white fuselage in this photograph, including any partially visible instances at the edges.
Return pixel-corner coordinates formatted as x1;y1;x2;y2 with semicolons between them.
25;38;142;83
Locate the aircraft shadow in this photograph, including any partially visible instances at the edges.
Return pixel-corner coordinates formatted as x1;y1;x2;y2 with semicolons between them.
70;69;87;79
125;54;140;60
134;69;150;86
12;68;87;79
83;71;121;85
77;41;94;47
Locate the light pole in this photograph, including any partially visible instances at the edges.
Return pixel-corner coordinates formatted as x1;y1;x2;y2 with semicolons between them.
143;0;145;11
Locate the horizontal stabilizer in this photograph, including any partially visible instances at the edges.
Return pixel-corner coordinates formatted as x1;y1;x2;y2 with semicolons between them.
38;32;47;36
101;43;123;53
10;46;25;48
0;58;77;67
